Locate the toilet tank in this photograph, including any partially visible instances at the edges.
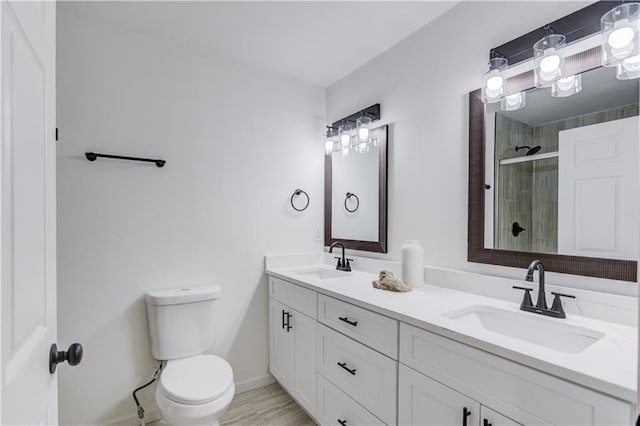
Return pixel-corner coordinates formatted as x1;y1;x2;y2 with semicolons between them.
145;285;221;360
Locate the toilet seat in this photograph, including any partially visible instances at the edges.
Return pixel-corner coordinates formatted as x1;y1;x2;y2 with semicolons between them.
159;354;233;405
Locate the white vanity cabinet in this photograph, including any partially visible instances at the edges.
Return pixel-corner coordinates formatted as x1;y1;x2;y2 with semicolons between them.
399;322;634;426
268;278;317;418
267;274;635;426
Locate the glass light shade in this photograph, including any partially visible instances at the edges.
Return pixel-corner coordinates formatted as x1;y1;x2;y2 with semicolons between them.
356;116;372;141
324;139;335;155
616;54;640;79
533;34;566;87
481;57;508;103
500;92;526;111
357;140;369;153
338;124;351;149
551;74;582;97
601;3;640;67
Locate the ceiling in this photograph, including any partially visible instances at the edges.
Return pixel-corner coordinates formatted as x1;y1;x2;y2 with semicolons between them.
59;1;457;88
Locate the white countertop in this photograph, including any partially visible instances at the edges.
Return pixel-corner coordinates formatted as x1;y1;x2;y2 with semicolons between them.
266;264;638;404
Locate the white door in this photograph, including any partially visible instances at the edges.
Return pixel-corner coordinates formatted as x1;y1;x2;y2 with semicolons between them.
558;116;640;259
398;364;480;426
1;1;57;424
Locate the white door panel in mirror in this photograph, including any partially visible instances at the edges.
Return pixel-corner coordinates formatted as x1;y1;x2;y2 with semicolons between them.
483;65;639;259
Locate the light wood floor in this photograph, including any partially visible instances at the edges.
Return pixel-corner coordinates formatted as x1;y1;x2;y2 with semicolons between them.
150;382;315;426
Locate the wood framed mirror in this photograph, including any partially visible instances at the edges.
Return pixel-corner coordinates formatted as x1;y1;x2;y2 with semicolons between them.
468;65;638;282
325;124;388;252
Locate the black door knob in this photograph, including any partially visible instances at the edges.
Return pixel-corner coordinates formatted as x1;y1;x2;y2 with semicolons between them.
49;343;83;374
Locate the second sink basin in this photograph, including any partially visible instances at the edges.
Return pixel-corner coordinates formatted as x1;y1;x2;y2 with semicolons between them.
293;268;347;280
444;305;605;354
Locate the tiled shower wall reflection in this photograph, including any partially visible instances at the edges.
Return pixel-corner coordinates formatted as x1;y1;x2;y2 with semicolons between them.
494;103;639;254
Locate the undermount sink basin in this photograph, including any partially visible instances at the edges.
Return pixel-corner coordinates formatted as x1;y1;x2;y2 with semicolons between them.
444;305;605;354
293;268;347;280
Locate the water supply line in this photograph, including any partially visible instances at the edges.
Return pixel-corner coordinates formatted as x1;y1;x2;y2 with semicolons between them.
132;361;163;426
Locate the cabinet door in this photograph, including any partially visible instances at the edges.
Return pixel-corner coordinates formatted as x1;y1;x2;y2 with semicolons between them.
480;406;522;426
269;298;293;386
399;364;480;426
290;308;317;417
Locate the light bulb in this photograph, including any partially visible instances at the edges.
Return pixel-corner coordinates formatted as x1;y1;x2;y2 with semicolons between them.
325;140;334;155
540;54;560;73
486;75;503;91
358;127;369;141
341;134;350;147
552;74;582;97
608;25;634;49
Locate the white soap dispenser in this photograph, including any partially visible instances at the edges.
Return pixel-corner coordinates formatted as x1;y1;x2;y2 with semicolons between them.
401;240;424;288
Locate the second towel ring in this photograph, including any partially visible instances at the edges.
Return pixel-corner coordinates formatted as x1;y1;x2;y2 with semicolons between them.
291;189;310;211
344;192;359;213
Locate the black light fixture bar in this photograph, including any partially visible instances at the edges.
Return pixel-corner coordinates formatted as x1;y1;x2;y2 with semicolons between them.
491;1;632;66
85;152;166;168
330;103;381;131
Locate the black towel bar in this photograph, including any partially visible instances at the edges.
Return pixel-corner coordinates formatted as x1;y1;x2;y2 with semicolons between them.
85;152;165;168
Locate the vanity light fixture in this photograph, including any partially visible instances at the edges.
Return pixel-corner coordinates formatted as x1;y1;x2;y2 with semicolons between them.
324;104;381;155
481;56;508;103
601;3;639;69
533;31;566;87
500;92;526;111
551;74;582;97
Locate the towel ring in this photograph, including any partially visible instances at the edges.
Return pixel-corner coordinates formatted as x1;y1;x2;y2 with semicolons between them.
291;189;309;211
344;192;359;213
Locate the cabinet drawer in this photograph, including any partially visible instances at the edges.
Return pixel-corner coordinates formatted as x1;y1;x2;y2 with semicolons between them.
399;323;633;426
318;294;398;359
317;374;385;426
269;277;317;318
317;324;397;425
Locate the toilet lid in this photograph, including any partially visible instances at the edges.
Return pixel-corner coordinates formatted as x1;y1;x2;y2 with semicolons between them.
160;355;234;405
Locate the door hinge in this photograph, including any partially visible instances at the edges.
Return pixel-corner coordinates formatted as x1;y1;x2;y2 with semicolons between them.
55;128;59;141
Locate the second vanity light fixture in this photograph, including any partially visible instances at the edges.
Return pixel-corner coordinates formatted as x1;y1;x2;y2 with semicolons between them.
480;2;639;111
325;104;381;156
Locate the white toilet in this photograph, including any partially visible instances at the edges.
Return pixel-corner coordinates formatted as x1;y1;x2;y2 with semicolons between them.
145;285;235;426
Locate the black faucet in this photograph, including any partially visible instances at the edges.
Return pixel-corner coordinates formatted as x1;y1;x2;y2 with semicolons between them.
513;260;575;319
328;242;352;272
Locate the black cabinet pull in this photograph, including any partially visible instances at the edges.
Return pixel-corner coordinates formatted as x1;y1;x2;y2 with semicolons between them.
282;310;292;332
483;419;492;426
337;362;356;375
285;312;292;332
337;420;347;426
462;407;471;426
338;316;358;327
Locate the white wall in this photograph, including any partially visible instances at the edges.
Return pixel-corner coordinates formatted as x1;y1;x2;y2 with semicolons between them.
327;1;637;297
56;10;324;425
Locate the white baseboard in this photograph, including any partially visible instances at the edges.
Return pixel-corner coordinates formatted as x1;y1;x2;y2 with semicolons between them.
234;373;276;394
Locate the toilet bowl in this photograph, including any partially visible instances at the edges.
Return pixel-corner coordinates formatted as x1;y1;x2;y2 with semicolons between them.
155;354;235;426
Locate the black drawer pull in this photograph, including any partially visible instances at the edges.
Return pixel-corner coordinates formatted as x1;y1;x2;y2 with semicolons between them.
483;419;492;426
338;317;358;327
337;362;356;375
337;420;347;426
463;407;471;426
